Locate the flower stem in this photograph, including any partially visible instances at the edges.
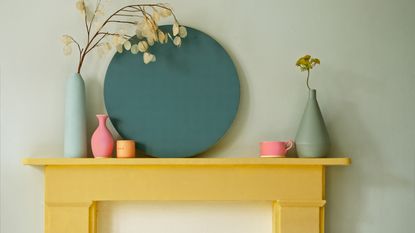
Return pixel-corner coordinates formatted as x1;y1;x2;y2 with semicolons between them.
306;69;311;91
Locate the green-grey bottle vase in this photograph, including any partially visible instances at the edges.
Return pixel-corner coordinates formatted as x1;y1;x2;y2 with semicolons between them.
295;89;330;157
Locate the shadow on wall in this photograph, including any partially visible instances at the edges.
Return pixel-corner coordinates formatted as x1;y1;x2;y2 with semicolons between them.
324;67;372;233
326;101;369;233
324;68;411;233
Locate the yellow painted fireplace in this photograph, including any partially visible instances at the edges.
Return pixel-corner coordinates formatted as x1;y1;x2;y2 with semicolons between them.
23;157;350;233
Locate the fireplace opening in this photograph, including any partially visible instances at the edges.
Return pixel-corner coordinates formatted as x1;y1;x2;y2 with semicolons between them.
98;201;272;233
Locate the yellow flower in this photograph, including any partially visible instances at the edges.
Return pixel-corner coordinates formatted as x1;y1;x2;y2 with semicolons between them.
311;58;320;64
296;54;320;71
296;58;306;66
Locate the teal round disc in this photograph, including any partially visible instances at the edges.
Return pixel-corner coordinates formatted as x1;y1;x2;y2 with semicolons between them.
104;26;239;158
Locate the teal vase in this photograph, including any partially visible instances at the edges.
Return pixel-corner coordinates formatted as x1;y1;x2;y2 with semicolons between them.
295;89;330;157
64;73;87;157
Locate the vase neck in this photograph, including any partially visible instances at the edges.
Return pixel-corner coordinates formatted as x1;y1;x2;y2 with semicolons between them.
309;89;317;99
96;115;108;126
72;73;83;79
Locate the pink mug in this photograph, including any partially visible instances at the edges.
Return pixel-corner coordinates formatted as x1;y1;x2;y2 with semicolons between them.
260;140;294;157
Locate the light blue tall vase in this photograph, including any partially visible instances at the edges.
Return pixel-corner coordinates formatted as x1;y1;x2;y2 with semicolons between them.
64;73;87;157
295;89;330;157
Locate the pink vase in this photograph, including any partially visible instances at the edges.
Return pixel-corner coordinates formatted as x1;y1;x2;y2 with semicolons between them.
91;114;114;158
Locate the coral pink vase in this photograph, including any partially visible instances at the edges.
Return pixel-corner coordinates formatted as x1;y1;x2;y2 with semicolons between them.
91;114;114;158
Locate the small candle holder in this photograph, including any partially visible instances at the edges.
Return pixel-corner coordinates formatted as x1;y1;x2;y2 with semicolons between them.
116;140;136;158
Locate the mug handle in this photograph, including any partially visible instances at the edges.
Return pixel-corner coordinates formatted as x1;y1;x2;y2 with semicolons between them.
285;140;294;151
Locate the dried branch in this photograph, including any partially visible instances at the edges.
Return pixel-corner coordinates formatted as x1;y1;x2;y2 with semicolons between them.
70;38;82;55
107;20;137;25
85;34;107;54
70;2;183;74
87;0;103;39
84;11;90;42
97;32;131;38
86;32;131;54
136;6;158;32
142;3;178;22
114;13;143;17
79;48;84;61
120;8;140;13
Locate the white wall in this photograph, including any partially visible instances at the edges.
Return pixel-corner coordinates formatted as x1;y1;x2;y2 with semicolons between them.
1;0;415;233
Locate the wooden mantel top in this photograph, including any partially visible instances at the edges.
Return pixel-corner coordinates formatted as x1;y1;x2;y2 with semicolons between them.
22;157;351;166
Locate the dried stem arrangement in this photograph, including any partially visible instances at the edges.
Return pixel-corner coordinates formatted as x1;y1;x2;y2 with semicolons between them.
62;0;187;74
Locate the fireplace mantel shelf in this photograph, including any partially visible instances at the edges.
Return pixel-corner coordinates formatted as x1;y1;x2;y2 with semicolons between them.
23;157;350;233
23;157;350;166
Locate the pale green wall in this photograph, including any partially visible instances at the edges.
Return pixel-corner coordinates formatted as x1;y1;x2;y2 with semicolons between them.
1;0;414;232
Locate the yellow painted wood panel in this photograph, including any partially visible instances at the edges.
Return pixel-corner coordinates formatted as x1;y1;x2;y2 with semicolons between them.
273;201;325;233
45;165;324;203
45;202;96;233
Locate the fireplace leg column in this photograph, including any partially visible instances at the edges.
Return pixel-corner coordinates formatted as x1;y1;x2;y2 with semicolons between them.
45;201;96;233
272;200;326;233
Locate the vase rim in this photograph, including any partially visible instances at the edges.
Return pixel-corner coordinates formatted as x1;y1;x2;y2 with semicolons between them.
72;73;82;78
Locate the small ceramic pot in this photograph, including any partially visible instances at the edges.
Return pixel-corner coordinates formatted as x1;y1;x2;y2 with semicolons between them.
116;140;136;158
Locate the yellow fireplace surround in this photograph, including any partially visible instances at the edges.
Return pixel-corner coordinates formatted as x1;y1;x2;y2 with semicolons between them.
23;157;350;233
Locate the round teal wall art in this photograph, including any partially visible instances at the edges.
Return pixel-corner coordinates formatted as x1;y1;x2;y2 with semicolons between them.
104;26;240;158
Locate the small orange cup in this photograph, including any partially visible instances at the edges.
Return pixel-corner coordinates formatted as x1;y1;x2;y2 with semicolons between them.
116;140;136;158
